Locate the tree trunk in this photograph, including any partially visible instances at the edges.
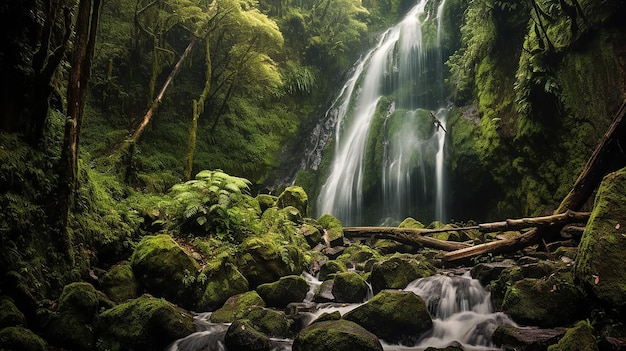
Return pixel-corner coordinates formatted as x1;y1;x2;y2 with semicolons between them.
59;0;101;259
343;227;471;251
556;100;626;213
118;40;195;153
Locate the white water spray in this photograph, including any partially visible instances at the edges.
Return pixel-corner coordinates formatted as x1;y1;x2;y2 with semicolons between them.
317;0;449;225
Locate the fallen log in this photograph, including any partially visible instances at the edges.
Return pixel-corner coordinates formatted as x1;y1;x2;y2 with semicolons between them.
343;210;589;253
343;227;471;251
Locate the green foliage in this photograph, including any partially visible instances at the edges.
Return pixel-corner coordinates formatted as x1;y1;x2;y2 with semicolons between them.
168;170;260;242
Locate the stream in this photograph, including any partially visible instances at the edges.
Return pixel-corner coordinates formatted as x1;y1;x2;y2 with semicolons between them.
166;271;516;351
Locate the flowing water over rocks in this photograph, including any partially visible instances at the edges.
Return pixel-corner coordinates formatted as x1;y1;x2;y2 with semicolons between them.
166;271;515;351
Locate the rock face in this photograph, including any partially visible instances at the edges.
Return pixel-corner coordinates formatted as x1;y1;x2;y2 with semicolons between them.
501;273;584;328
210;291;266;323
197;263;249;311
46;282;99;350
256;275;309;308
96;295;194;351
370;256;421;294
224;319;271;351
343;290;433;346
101;262;140;303
547;320;599;351
574;167;626;310
331;272;369;303
237;235;305;287
277;186;308;217
292;320;383;351
492;326;566;351
130;234;200;308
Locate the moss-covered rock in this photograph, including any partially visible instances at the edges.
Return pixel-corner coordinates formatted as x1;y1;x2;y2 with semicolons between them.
237;234;305;287
224;319;272;351
256;275;309;308
242;307;292;338
331;272;369;303
299;223;323;246
101;261;140;303
398;217;425;229
277;186;308;217
197;263;249;311
318;260;347;281
317;214;344;246
574;168;626;310
130;234;200;308
256;194;278;213
0;326;47;351
370;256;422;294
547;320;598;351
343;290;432;345
337;244;380;269
210;291;266;323
292;320;383;351
96;295;194;351
0;296;26;329
46;282;99;350
501;273;584;328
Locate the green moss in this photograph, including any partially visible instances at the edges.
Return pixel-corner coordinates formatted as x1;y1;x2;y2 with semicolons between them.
574;168;626;308
0;296;26;329
47;282;99;350
277;186;308;217
197;263;249;311
0;326;47;351
210;291;266;323
101;262;140;303
331;272;368;303
243;307;292;338
318;260;348;281
256;275;309;308
343;290;432;345
547;320;599;351
130;234;200;308
96;295;194;351
292;320;383;351
317;214;343;245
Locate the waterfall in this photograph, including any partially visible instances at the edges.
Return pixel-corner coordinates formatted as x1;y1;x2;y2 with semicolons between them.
316;0;449;226
402;273;516;350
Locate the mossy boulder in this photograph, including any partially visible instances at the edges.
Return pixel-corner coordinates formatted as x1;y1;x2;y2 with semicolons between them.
256;275;309;308
317;214;344;246
224;319;272;351
0;326;47;351
299;223;323;246
256;194;278;213
210;291;266;323
101;261;140;303
292;320;383;351
501;273;584;328
370;256;427;294
197;263;249;311
574;168;626;310
331;272;369;303
46;282;99;350
492;326;566;351
277;186;308;217
343;290;432;345
547;320;598;351
130;234;200;308
337;244;380;269
96;295;194;351
398;217;425;228
242;306;292;338
237;235;305;288
0;296;26;328
318;259;347;281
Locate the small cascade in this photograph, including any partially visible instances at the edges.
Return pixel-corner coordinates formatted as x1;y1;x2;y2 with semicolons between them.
316;0;450;226
403;273;516;350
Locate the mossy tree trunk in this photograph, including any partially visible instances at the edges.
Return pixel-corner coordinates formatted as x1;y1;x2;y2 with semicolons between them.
59;0;101;258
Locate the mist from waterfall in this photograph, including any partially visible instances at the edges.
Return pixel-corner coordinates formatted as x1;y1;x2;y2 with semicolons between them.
316;0;449;226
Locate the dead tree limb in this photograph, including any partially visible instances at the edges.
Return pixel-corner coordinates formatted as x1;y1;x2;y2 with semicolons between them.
343;227;471;251
557;100;626;213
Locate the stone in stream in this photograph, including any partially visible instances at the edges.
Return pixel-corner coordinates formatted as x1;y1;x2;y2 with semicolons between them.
331;271;368;303
210;291;265;323
224;319;272;351
492;326;566;350
343;289;432;346
256;275;309;308
292;319;383;351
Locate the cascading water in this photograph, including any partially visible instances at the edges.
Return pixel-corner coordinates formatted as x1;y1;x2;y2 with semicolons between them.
316;0;449;226
166;272;515;351
403;273;517;350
